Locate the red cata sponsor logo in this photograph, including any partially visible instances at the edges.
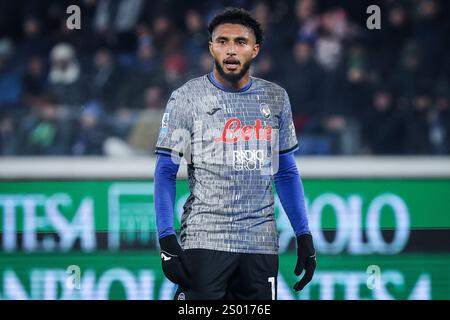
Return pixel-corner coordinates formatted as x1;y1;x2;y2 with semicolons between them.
215;118;273;143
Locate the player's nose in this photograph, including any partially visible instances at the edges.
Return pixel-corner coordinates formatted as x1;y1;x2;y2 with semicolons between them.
226;43;237;55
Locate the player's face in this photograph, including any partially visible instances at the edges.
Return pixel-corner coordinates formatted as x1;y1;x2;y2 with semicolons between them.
209;23;260;82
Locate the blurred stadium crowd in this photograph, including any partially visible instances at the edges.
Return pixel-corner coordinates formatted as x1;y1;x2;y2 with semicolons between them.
0;0;449;156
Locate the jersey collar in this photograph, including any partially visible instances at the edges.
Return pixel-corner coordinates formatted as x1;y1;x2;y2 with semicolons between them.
207;72;253;93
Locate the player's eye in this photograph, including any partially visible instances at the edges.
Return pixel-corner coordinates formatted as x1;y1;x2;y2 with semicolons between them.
238;40;246;45
217;39;226;45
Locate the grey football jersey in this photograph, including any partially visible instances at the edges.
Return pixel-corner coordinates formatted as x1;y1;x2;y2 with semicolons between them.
156;73;298;254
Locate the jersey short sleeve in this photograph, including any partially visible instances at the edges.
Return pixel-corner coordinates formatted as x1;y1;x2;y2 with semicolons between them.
278;89;299;154
155;89;192;157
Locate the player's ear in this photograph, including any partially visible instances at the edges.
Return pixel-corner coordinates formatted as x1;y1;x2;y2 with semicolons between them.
208;41;214;56
252;44;260;59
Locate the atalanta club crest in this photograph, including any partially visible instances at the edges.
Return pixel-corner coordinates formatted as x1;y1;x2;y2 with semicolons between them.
260;103;271;119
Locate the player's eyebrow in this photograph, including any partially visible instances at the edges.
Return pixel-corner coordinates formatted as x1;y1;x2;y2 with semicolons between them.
233;36;248;42
215;36;229;41
215;35;249;42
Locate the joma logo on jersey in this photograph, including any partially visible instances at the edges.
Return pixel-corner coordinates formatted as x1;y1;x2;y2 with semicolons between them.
215;118;273;143
233;150;264;171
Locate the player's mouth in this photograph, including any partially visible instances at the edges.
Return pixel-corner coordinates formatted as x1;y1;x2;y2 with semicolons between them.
223;58;240;71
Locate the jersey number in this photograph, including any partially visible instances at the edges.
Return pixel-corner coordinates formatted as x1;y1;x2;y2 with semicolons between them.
268;277;276;300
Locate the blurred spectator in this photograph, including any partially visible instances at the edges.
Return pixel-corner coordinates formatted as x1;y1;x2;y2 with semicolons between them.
152;15;184;56
183;9;208;64
16;94;71;155
280;34;334;155
252;54;279;82
127;85;165;154
47;43;88;106
412;0;446;80
315;8;355;71
89;48;123;111
392;41;428;109
342;43;371;120
134;24;161;72
188;50;213;78
94;0;143;51
369;2;411;81
311;7;364;155
22;55;47;106
163;53;188;90
72;101;108;155
18;16;50;61
281;36;322;124
94;0;143;33
361;86;406;154
294;0;320;41
199;50;213;74
116;32;165;109
0;39;22;109
44;0;72;38
405;87;434;154
251;2;281;53
313;9;350;128
0;113;16;155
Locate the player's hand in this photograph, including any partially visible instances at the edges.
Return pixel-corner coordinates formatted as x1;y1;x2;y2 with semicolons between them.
159;235;192;288
293;233;316;291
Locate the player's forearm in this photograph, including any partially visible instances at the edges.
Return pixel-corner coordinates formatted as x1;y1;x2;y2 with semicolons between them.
154;155;180;239
274;152;310;236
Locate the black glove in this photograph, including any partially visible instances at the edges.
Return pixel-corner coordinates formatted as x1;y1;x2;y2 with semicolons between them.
159;235;192;288
293;233;316;291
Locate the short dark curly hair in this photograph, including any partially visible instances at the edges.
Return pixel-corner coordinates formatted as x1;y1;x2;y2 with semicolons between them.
208;7;263;45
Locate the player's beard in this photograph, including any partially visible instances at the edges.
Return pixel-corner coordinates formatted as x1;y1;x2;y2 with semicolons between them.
214;58;252;83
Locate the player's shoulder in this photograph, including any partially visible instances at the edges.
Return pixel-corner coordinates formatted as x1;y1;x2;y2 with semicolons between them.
250;76;288;96
170;75;209;97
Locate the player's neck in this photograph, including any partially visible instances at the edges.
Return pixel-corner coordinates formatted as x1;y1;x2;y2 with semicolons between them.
211;68;251;91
